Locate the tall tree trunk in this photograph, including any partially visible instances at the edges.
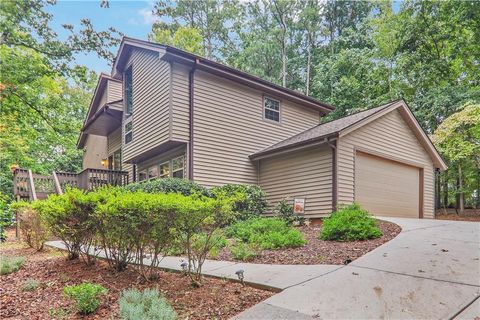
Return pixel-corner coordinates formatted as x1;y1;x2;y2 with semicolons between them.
458;164;464;215
443;174;448;209
306;40;311;95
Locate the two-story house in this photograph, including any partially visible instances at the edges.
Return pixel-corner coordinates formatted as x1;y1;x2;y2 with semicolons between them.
78;37;447;219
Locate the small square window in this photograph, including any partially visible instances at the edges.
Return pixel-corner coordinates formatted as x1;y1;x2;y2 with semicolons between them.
172;156;184;179
138;170;147;182
148;166;158;180
264;97;280;122
125;132;133;144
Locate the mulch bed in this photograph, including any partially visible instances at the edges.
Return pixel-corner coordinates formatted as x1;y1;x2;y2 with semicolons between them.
436;214;480;222
216;220;401;265
0;229;273;320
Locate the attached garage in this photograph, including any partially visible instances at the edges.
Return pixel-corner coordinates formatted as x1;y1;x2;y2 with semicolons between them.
355;152;421;218
252;99;447;219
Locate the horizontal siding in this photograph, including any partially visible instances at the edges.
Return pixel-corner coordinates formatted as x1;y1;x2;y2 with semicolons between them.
260;146;332;216
193;70;321;187
107;80;122;103
82;134;108;170
170;63;190;142
123;49;171;162
337;109;436;218
107;127;122;155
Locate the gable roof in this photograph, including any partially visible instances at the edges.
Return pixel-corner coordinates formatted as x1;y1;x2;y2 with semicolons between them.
111;37;335;114
251;99;447;171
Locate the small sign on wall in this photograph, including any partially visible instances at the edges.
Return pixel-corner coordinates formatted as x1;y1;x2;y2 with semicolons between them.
293;198;306;215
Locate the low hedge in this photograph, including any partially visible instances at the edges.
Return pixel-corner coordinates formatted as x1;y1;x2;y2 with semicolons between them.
320;203;382;241
124;178;210;196
211;184;267;220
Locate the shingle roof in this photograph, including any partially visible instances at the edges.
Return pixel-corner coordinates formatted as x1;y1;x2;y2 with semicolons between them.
250;100;401;159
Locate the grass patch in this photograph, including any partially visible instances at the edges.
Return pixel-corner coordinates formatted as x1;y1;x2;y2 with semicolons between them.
0;255;25;275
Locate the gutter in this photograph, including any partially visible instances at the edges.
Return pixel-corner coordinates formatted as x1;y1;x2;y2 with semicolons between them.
188;59;198;180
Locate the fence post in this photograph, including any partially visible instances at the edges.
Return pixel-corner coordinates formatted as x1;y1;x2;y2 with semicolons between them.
52;171;63;195
28;169;37;201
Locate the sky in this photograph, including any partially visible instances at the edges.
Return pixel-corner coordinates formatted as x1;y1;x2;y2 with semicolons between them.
47;0;159;73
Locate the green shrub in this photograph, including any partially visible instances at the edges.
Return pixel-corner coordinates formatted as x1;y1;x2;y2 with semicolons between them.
12;202;48;251
124;178;209;196
230;242;259;261
191;230;228;259
320;203;382;241
0;255;25;275
22;278;40;291
225;217;306;249
273;198;305;225
63;282;108;314
211;184;267;220
0;193;12;242
119;288;176;320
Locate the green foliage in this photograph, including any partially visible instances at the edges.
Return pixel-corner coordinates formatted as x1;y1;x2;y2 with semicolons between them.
119;288;177;320
273;198;305;225
0;193;13;241
22;278;40;291
149;24;204;56
0;255;25;275
211;184;267;220
124;178;210;197
12;201;48;250
63;282;108;315
320;203;382;241
225;217;305;250
191;230;228;259
230;242;259;261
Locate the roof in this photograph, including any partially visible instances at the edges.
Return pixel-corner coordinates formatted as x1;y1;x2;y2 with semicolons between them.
111;37;335;114
251;100;400;159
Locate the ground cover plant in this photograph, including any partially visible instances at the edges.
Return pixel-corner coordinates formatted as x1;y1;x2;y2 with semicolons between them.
119;288;177;320
320;203;382;241
63;282;108;314
0;255;24;275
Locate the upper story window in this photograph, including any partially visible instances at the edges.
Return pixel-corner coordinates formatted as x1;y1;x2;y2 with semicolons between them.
124;121;133;144
264;97;280;122
125;66;133;115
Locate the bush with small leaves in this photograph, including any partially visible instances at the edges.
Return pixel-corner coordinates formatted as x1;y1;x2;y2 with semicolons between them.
11;201;48;250
273;198;304;225
22;278;40;291
320;203;382;241
63;283;108;314
124;178;209;196
211;184;267;220
230;242;259;261
0;255;25;275
119;288;176;320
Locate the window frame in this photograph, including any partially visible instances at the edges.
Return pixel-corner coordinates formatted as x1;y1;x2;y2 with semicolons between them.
124;66;133;115
138;170;147;182
171;156;185;179
263;96;281;123
124;120;133;144
159;161;170;179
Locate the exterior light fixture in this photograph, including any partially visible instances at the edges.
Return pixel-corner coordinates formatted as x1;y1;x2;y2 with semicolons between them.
101;158;108;167
235;269;245;286
10;164;19;174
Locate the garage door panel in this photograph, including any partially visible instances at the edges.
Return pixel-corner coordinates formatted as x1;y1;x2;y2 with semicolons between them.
355;152;419;218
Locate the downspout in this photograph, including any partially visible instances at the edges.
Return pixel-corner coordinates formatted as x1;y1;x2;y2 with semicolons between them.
188;59;198;180
328;139;337;212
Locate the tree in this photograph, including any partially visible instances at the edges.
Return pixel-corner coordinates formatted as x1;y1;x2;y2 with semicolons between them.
149;24;204;55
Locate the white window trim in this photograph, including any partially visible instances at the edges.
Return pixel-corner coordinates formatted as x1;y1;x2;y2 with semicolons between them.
263;96;281;123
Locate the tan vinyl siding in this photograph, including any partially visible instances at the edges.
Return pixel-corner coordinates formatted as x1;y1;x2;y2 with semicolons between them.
82;134;108;170
107;80;122;103
337;109;435;218
170;63;190;142
122;48;171;162
107;127;122;155
193;70;321;187
259;146;332;216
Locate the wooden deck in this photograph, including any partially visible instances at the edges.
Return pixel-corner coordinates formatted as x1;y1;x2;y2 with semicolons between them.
13;168;129;200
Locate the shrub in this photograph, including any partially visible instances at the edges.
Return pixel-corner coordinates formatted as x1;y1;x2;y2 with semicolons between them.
22;278;40;291
191;230;228;259
124;178;209;196
63;282;108;314
0;255;25;275
230;242;259;261
11;201;48;251
211;184;267;220
273;198;304;225
119;288;176;320
225;217;305;250
320;203;382;241
0;193;12;242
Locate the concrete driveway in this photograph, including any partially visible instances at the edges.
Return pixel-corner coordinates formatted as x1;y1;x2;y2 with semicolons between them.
236;217;480;320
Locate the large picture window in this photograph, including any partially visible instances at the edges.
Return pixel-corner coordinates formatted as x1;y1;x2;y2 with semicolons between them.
264;97;280;122
125;66;133;115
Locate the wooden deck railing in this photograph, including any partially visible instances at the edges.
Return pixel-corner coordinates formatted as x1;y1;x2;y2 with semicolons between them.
13;168;129;200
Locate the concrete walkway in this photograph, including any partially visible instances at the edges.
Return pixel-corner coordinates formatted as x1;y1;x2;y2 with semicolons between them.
46;217;480;319
235;217;480;319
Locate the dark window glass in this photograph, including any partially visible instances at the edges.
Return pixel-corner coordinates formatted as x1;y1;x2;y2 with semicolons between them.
138;171;147;181
264;97;280;122
125;132;133;144
113;150;122;170
125;67;133;114
124;121;133;144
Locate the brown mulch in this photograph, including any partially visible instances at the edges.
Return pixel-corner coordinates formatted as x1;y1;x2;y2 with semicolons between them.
0;229;273;320
216;220;401;265
436;214;480;222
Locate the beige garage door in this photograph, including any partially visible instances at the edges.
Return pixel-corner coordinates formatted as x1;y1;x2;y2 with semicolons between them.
355;152;420;218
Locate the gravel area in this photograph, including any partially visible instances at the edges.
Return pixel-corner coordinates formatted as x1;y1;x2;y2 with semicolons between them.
216;220;401;265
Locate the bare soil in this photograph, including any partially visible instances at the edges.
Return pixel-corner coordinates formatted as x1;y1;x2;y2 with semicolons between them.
0;229;273;320
435;214;480;222
216;220;401;265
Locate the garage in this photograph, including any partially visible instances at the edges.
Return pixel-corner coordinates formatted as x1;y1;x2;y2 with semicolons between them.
355;151;421;218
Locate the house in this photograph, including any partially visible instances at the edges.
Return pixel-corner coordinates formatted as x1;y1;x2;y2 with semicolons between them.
78;37;447;219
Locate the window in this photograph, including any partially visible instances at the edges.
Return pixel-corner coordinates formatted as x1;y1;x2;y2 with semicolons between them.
148;166;158;180
264;97;280;122
125;67;133;115
109;149;122;171
124;121;133;144
159;162;170;178
172;156;184;179
138;170;147;182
